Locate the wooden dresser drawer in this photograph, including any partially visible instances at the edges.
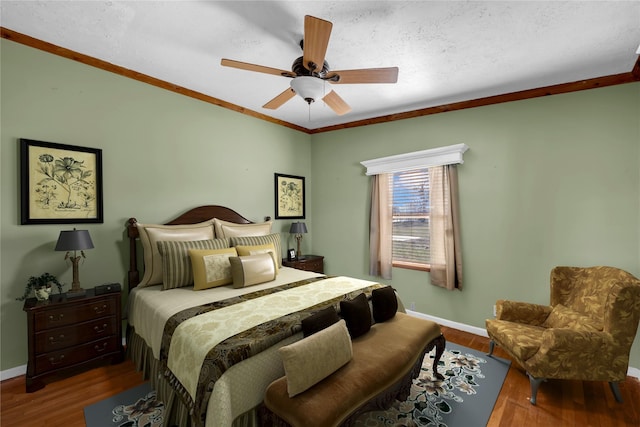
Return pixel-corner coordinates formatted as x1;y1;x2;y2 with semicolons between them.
282;255;324;274
34;336;120;375
23;288;124;392
34;297;117;330
297;258;323;272
35;316;118;353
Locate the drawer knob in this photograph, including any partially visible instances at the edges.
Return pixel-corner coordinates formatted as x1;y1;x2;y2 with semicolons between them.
48;314;64;322
49;355;65;365
49;334;65;344
93;304;108;314
94;324;108;334
94;343;108;353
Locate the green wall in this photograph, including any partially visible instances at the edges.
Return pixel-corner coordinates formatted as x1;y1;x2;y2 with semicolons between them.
2;38;639;375
310;82;640;370
0;40;312;371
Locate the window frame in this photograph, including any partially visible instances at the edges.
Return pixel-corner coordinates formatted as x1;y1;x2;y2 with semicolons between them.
390;168;432;271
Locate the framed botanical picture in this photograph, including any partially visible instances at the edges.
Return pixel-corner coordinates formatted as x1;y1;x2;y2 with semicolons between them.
20;138;104;224
275;173;305;219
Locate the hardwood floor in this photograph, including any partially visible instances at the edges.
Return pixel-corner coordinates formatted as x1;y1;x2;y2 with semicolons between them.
1;326;638;426
1;360;146;427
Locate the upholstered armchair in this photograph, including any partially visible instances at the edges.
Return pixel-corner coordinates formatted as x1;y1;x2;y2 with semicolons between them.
486;266;640;404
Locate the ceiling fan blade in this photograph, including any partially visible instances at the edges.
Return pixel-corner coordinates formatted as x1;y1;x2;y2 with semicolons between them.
221;59;296;78
327;67;399;84
302;15;332;73
263;88;296;110
322;90;351;115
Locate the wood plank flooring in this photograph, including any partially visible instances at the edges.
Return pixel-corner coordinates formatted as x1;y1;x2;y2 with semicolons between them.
1;326;638;426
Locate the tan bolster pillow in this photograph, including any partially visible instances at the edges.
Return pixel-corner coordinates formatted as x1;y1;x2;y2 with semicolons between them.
229;253;277;288
279;319;353;397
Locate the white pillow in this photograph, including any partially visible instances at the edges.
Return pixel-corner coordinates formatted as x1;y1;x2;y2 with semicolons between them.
136;219;215;287
279;320;352;397
213;218;273;238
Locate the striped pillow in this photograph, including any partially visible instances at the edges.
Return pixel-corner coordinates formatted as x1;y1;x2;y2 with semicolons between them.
230;233;282;268
157;238;230;290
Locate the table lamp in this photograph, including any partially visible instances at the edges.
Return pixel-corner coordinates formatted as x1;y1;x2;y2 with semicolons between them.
289;222;307;259
55;228;94;298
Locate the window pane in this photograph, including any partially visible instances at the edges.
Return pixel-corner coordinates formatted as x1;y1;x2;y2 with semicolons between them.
391;169;430;264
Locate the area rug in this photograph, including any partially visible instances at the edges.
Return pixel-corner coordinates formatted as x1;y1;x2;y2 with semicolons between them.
354;342;510;427
84;382;163;427
84;343;509;427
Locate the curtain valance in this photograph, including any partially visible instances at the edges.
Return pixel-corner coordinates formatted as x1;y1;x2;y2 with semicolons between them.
360;143;469;176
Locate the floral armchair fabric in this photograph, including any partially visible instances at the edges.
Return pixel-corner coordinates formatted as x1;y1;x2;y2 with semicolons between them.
485;266;640;404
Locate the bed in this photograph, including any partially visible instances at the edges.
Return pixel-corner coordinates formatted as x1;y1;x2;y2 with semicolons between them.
125;205;395;427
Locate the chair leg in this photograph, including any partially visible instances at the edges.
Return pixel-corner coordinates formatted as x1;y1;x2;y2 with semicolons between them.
487;340;495;357
609;381;623;403
527;373;545;405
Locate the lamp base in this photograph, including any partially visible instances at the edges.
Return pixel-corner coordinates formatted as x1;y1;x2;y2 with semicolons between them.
66;288;86;299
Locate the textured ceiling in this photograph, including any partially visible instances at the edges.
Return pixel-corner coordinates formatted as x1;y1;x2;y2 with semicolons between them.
2;1;639;130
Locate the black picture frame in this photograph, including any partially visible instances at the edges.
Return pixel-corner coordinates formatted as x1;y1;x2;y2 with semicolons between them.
20;138;104;224
287;248;297;261
274;173;305;219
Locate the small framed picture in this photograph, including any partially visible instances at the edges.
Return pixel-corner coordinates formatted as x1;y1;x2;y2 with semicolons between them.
287;248;297;261
275;173;305;219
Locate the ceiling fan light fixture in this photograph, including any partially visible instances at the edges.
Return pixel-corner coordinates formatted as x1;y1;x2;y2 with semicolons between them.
290;76;325;104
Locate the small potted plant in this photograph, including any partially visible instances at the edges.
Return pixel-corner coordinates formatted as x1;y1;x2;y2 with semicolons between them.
17;273;63;302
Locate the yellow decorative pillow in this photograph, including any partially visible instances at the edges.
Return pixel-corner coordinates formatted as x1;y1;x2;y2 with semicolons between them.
189;247;238;290
235;243;279;272
279;320;352;397
230;234;282;268
213;218;273;238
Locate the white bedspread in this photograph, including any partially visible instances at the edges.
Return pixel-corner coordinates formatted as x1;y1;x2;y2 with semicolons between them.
128;267;323;359
127;267;330;427
169;276;384;402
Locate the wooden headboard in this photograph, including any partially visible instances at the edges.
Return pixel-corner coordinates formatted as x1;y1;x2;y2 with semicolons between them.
127;205;255;290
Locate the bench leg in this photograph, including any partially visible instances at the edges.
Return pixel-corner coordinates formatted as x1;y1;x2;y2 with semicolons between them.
426;334;446;380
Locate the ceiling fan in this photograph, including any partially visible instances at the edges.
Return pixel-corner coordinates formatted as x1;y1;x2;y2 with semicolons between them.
221;15;399;116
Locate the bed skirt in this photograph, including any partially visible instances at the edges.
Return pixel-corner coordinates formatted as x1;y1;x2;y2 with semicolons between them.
126;327;258;427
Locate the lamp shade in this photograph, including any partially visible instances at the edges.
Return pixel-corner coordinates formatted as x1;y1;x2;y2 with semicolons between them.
289;222;308;234
290;76;325;103
55;229;94;251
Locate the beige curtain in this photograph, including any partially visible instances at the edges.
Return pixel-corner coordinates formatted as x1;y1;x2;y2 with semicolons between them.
429;165;463;290
369;173;393;279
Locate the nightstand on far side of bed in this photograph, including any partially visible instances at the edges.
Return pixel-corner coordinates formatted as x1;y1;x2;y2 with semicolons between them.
282;255;324;274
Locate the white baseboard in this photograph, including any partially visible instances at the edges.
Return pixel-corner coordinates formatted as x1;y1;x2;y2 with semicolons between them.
406;309;640;380
406;309;489;338
0;337;127;382
1;364;26;381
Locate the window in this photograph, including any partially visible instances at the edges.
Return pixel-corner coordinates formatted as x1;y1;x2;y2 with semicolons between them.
363;143;467;288
391;168;430;270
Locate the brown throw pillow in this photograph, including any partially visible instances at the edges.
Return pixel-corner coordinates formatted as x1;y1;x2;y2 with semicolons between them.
339;293;372;338
302;305;340;337
372;286;398;323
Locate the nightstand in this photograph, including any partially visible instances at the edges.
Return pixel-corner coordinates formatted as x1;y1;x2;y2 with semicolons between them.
282;255;324;274
22;288;124;392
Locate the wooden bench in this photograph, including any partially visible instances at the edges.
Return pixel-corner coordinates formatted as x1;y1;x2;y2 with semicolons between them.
262;312;445;427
